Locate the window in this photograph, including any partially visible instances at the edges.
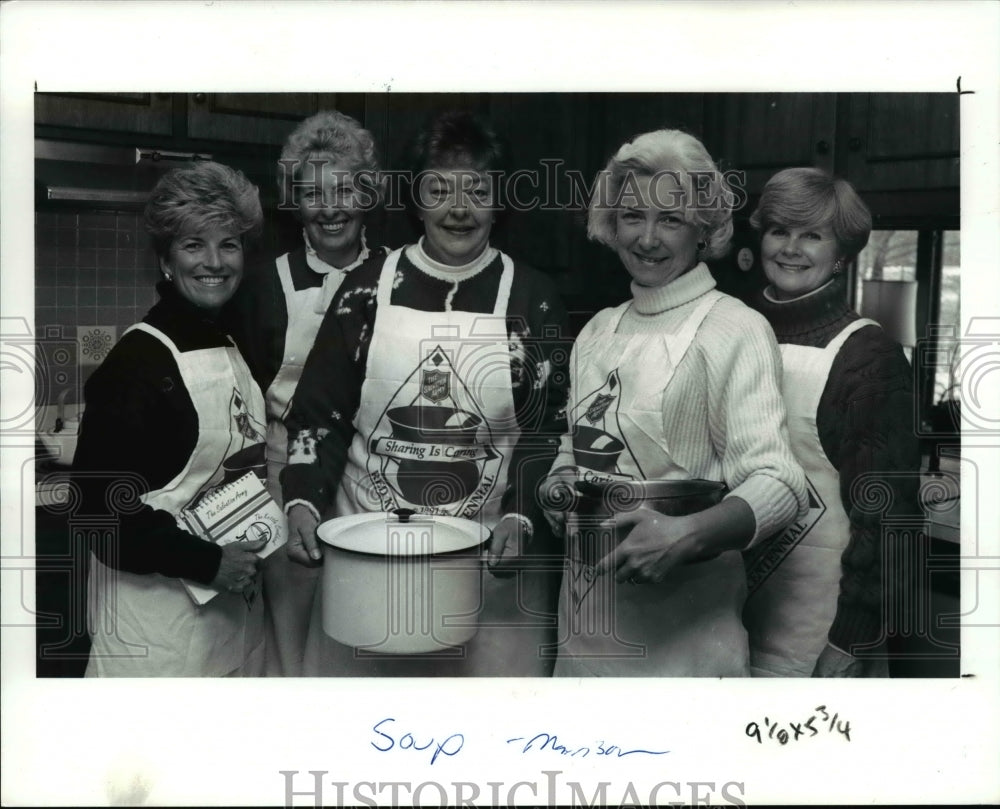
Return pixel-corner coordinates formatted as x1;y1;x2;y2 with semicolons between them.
853;230;919;361
936;231;960;403
850;229;961;427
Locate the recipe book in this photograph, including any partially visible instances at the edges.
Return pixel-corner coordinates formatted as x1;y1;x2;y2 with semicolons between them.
176;471;287;605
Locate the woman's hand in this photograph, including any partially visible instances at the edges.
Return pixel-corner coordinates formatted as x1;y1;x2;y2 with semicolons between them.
537;466;579;539
211;538;267;594
486;515;530;578
286;504;322;567
811;643;864;677
594;508;694;584
594;496;756;584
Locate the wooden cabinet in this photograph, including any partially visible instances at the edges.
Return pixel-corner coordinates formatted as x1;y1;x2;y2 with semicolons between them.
708;93;837;195
35;92;174;137
705;92;959;223
840;93;959;192
36;92;369;147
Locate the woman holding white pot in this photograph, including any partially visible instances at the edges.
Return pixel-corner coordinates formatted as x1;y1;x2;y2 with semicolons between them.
282;110;570;676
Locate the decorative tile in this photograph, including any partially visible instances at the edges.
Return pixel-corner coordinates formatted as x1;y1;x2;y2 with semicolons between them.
77;326;116;366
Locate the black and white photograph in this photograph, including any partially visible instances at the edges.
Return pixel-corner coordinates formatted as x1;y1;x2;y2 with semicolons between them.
2;1;998;806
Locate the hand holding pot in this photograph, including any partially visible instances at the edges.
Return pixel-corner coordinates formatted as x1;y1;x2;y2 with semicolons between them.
594;508;695;584
537;466;579;539
486;515;530;578
595;496;756;583
287;504;322;566
212;538;267;593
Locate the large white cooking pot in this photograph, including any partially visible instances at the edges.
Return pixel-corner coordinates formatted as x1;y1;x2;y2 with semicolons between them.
316;509;489;654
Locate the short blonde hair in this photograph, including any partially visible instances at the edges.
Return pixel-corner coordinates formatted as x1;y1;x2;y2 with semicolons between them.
750;167;872;261
144;161;262;258
587;129;734;260
278;110;381;207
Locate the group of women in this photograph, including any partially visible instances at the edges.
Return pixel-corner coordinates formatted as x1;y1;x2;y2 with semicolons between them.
72;106;919;679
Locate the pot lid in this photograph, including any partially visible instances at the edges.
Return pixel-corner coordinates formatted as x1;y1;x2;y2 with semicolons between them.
316;510;489;556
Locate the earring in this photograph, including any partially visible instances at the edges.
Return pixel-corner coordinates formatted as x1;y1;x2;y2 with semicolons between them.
163;271;173;281
833;260;843;274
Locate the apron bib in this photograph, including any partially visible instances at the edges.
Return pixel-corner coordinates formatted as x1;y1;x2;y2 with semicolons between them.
303;248;556;676
553;290;751;677
87;323;267;677
261;251;336;676
742;318;878;676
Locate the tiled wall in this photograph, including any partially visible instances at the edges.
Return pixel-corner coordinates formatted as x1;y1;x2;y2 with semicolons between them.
35;209;161;404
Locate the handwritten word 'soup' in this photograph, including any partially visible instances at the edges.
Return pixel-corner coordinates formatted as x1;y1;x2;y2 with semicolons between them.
370;718;464;765
746;705;852;746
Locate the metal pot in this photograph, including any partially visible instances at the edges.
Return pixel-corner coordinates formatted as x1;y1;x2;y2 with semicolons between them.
315;509;489;654
565;478;726;567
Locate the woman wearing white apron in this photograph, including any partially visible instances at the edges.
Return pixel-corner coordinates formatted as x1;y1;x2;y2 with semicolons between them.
225;110;388;676
742;168;921;677
542;130;808;677
75;163;268;676
282;111;570;676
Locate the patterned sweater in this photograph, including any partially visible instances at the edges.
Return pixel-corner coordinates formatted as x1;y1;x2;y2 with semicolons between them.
752;273;921;651
551;263;808;544
281;241;571;535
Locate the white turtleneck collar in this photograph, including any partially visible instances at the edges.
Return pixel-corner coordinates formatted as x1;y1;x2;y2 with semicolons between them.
405;237;498;283
762;277;837;305
630;262;717;315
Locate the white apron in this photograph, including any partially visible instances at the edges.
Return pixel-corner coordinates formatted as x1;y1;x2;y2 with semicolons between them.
261;250;347;676
302;247;558;676
742;318;878;676
553;290;751;678
86;323;267;677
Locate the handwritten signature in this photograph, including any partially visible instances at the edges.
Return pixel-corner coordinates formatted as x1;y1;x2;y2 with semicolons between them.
506;733;669;759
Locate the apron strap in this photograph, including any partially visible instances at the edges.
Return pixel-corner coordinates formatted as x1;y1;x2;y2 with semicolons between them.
826;317;879;355
124;322;181;357
375;248;404;308
275;253;296;301
615;289;722;370
493;252;515;317
672;290;724;362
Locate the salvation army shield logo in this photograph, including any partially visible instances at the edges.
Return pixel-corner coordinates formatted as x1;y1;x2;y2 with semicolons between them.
421;369;450;403
585;393;615;424
569;370;643;482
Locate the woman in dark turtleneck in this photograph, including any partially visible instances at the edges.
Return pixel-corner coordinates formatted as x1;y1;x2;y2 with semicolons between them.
742;167;920;678
74;162;269;677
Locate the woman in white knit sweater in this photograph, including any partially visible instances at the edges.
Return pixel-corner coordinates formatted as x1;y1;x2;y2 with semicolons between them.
543;129;808;676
